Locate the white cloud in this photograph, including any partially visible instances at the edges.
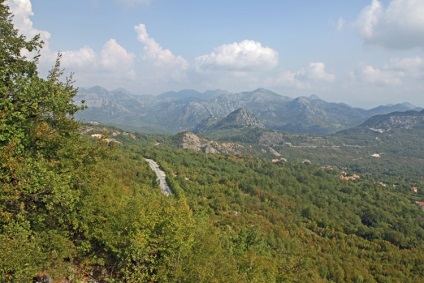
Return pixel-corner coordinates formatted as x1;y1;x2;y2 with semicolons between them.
359;56;424;85
269;62;335;89
134;24;188;82
60;40;136;82
387;57;424;75
6;0;50;41
355;0;424;49
7;0;137;86
61;46;97;69
6;0;51;63
5;0;186;91
298;62;335;82
195;40;278;72
336;17;346;32
361;65;403;85
272;71;307;89
100;39;135;75
355;0;381;39
61;52;136;91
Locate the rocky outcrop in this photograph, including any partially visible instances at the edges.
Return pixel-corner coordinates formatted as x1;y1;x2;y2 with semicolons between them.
174;132;244;154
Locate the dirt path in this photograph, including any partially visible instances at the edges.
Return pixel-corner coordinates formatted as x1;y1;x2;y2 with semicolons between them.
145;158;172;196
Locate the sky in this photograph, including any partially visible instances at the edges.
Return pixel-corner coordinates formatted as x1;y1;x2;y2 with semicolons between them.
5;0;424;108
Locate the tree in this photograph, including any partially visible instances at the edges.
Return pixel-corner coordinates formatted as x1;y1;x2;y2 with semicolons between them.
0;2;91;280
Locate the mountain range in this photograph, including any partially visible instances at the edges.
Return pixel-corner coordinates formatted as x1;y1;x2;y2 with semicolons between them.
75;86;422;135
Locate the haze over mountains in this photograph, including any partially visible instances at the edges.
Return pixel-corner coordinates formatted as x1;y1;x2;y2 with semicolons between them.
75;86;422;135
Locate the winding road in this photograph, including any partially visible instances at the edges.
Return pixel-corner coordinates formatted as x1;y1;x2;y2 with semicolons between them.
145;158;172;196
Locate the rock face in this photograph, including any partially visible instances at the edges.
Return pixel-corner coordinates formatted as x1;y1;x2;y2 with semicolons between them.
177;131;203;151
174;132;243;154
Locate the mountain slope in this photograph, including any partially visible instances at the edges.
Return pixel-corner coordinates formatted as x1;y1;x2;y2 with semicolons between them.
198;108;265;132
359;110;424;131
367;103;423;116
75;86;422;135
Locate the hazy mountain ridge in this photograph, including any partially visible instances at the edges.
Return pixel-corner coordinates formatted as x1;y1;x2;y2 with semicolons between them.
195;108;265;133
75;86;422;134
359;109;424;131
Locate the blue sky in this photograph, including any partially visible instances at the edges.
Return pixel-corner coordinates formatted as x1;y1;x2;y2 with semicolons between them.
6;0;424;108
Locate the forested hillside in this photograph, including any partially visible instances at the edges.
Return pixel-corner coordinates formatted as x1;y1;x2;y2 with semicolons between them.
1;2;424;282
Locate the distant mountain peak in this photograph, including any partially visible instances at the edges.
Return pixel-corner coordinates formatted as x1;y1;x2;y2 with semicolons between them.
309;94;321;100
253;87;272;93
87;85;109;94
291;96;312;106
368;102;422;116
214;108;265;129
400;102;419;109
204;89;229;96
249;88;281;97
113;87;134;95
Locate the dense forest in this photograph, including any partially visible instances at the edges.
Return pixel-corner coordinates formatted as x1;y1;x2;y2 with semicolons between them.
1;2;424;282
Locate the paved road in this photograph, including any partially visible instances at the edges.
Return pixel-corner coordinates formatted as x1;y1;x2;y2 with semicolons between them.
145;158;172;196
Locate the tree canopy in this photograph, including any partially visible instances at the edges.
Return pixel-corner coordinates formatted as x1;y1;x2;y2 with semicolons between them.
0;1;91;280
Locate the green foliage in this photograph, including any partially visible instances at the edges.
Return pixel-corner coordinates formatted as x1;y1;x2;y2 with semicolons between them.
2;1;424;281
140;143;424;282
0;2;92;280
0;220;43;282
